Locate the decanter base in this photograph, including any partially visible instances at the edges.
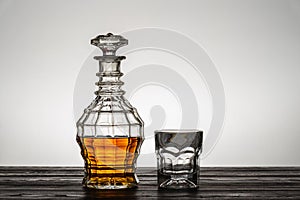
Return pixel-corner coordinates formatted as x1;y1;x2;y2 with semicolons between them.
83;175;138;190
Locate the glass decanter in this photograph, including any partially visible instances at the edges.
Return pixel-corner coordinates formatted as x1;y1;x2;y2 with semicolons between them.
76;33;144;189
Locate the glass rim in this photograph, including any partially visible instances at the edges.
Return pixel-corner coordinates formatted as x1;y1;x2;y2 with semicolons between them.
155;129;203;134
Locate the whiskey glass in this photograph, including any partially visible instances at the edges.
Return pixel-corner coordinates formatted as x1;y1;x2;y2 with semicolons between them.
155;129;203;189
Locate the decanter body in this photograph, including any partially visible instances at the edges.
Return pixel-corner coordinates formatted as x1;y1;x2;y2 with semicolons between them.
76;33;144;189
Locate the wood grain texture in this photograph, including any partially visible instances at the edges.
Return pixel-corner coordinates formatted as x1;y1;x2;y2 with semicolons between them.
0;167;299;199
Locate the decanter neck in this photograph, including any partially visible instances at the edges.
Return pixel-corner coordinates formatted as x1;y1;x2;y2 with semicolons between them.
91;33;128;96
94;56;125;96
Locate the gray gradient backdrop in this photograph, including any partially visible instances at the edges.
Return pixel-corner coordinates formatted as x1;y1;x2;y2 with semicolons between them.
0;0;300;166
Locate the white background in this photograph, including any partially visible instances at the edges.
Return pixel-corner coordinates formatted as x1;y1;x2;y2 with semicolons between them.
0;0;300;166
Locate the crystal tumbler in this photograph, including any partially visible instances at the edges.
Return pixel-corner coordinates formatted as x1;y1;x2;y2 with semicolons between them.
155;129;203;189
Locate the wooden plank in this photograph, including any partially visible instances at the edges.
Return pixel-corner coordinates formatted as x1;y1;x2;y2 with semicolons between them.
0;167;299;199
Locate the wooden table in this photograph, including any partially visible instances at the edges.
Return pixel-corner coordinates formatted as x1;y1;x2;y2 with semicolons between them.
0;167;299;199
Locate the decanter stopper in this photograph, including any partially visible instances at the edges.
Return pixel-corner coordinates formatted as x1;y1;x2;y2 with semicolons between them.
91;33;128;56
